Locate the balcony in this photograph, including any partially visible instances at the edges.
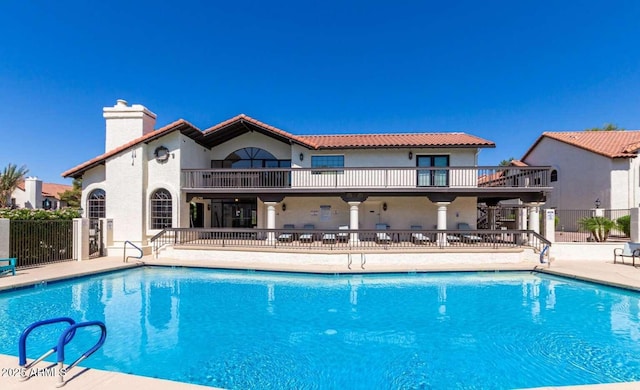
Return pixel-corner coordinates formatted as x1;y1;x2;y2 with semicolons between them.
182;166;552;197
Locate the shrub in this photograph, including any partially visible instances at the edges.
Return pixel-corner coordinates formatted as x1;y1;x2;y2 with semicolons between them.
0;208;81;220
616;215;631;237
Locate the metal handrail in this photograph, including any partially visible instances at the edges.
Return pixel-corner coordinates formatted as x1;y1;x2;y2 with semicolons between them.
123;240;143;263
18;317;77;378
56;321;107;387
150;227;551;252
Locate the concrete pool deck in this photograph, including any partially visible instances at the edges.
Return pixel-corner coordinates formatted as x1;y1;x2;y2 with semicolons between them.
1;256;640;389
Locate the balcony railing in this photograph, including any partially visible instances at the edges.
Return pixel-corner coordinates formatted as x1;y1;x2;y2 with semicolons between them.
182;166;551;191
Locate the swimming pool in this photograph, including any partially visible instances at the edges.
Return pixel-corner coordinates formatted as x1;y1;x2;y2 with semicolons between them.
1;267;640;389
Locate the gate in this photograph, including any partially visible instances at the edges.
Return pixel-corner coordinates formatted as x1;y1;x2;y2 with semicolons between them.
89;219;104;258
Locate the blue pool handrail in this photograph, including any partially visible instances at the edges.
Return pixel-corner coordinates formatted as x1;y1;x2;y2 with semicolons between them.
123;240;143;263
19;317;76;368
56;321;107;387
540;245;550;264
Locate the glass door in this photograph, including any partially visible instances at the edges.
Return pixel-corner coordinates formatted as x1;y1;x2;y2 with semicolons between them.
417;155;450;187
220;200;257;227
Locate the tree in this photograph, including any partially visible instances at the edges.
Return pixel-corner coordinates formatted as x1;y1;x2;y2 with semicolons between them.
585;123;624;131
498;157;515;166
59;178;82;208
0;163;29;208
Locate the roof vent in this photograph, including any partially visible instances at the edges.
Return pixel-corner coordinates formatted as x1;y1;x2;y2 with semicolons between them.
116;99;128;107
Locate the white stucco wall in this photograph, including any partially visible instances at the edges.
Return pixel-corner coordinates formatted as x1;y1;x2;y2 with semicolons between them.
291;146;478;168
105;145;147;245
524;138;623;209
146;133;182;236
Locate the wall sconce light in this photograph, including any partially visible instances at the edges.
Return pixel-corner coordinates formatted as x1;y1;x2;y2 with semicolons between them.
408;151;413;160
299;153;304;161
594;198;601;209
382;202;388;211
282;203;286;212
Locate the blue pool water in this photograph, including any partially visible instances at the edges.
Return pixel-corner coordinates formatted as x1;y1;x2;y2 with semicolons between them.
1;267;640;389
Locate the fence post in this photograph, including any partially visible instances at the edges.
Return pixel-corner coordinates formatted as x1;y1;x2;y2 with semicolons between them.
73;218;90;261
100;218;113;255
631;208;640;243
0;218;9;258
543;209;555;243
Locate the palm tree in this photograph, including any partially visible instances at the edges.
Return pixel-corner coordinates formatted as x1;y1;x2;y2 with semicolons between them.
0;163;29;208
578;216;616;242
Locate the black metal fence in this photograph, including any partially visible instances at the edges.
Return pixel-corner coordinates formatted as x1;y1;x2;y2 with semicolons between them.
553;209;630;242
10;220;74;268
152;227;551;255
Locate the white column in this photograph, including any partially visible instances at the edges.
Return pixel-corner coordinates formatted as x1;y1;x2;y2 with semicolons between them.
265;202;277;242
348;201;360;244
517;206;528;245
436;202;450;246
528;204;540;234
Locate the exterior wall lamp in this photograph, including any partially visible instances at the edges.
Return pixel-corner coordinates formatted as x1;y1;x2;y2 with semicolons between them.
408;151;413;160
282;203;286;212
594;198;601;208
382;202;388;211
299;153;304;161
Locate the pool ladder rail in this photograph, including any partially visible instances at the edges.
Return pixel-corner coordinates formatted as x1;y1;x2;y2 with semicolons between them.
347;253;366;270
123;240;143;263
18;317;107;387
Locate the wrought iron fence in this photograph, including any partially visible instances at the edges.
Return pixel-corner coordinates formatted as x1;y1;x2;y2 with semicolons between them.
10;220;74;268
553;209;630;242
151;227;550;254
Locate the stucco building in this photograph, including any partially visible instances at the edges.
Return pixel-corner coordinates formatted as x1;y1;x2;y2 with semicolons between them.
520;131;640;210
63;100;550;254
11;178;71;210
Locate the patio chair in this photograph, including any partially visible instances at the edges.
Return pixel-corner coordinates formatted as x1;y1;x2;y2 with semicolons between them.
278;224;295;242
299;224;315;243
375;223;391;244
411;225;430;244
457;223;483;243
0;258;16;277
337;225;349;242
322;230;337;244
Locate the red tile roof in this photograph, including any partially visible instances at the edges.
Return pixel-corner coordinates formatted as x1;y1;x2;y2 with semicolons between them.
62;119;198;178
299;133;494;149
63;114;495;178
510;160;528;167
15;181;72;200
522;131;640;160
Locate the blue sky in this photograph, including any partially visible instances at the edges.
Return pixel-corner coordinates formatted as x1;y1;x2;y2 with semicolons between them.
1;1;639;184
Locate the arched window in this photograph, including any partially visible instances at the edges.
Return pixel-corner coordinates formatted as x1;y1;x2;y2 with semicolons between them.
550;169;558;182
88;189;105;218
211;147;291;168
151;189;172;229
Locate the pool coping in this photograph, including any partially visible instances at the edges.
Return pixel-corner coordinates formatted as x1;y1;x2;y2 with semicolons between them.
2;256;640;389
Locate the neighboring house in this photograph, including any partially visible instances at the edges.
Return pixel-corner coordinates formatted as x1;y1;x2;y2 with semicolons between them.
11;178;72;210
62;100;550;252
520;131;640;210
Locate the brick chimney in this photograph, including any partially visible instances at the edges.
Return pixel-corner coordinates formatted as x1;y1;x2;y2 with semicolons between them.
103;99;157;152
